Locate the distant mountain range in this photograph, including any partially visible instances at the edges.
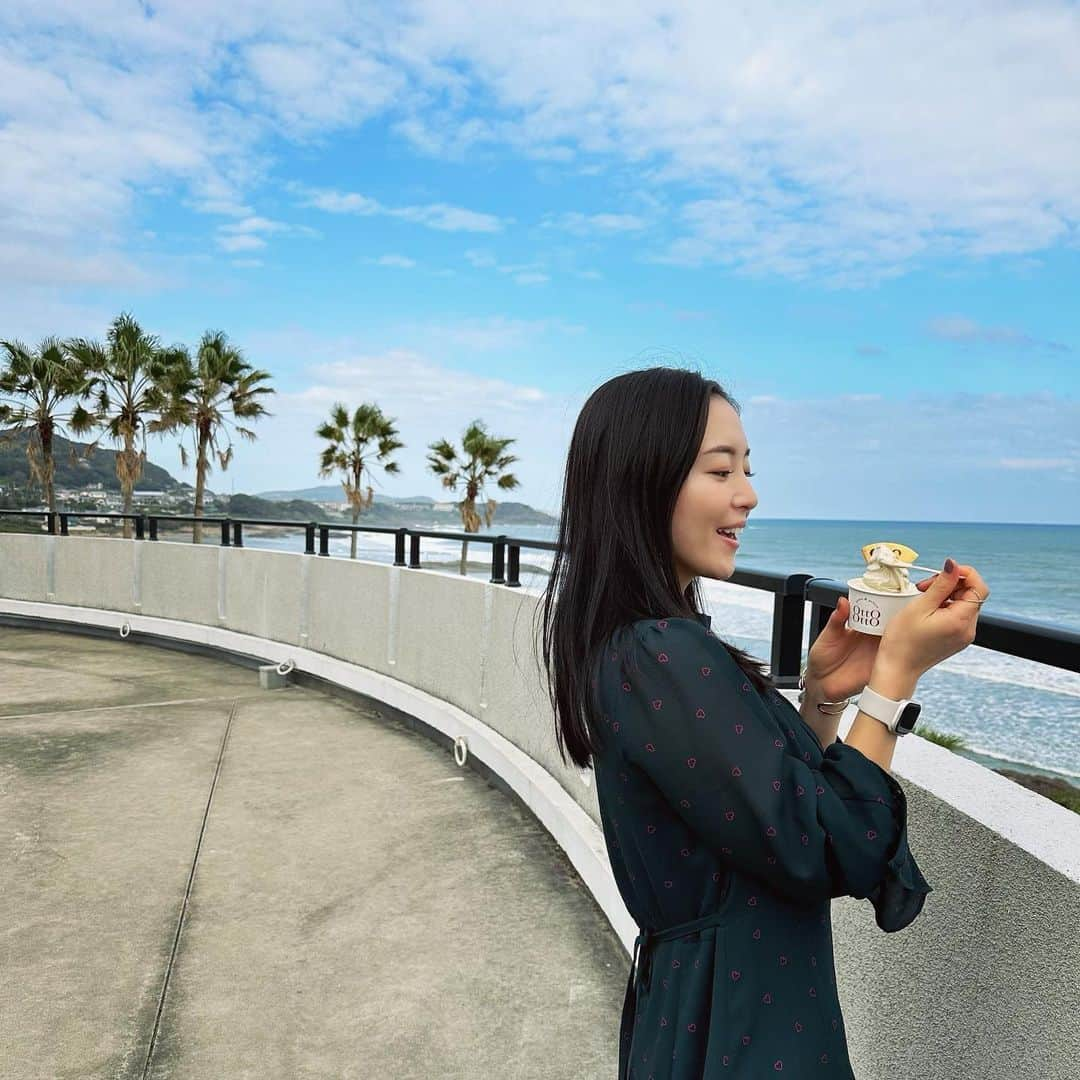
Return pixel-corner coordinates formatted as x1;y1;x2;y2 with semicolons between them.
256;484;436;503
254;485;555;525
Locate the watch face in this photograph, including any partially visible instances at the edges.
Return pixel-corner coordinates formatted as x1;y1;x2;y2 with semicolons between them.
897;702;921;734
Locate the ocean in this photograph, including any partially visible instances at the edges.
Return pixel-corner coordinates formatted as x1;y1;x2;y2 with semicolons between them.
226;518;1080;785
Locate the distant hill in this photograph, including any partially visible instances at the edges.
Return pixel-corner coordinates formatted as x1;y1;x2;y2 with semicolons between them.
226;493;348;522
0;428;189;495
256;485;436;504
255;485;556;525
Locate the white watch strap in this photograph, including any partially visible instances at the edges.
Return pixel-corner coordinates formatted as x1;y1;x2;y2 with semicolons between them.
856;685;905;733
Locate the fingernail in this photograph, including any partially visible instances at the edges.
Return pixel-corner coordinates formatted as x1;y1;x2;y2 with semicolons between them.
944;558;956;573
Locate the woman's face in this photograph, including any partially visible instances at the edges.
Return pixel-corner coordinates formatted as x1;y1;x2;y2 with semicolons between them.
672;396;758;592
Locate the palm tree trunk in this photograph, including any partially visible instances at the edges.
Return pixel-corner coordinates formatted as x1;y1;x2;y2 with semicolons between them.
350;506;359;559
193;430;208;545
459;538;469;576
121;435;136;540
41;424;56;515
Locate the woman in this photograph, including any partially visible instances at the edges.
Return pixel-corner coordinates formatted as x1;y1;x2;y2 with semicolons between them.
535;368;989;1078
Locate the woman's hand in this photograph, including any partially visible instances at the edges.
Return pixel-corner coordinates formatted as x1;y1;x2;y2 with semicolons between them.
879;559;989;678
804;595;882;702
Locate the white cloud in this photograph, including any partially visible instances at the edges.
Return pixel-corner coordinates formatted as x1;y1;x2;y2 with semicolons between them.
542;211;650;235
214;214;318;252
462;248;550;285
218;234;266;253
927;315;1070;353
372;254;417;268
296;186;505;232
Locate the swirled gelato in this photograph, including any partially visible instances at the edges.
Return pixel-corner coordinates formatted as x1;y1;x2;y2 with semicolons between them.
846;540;921;635
854;542;919;595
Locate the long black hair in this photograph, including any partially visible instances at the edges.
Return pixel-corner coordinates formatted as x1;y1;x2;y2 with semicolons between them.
535;366;776;772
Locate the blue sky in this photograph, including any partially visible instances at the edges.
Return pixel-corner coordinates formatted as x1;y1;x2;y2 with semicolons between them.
2;3;1078;522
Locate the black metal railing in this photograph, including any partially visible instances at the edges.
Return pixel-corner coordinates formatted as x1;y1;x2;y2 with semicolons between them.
2;508;1077;687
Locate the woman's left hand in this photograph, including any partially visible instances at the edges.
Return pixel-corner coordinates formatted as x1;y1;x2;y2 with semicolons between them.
803;595;882;702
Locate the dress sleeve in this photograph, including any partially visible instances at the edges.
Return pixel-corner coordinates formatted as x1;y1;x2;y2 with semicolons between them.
611;617;932;932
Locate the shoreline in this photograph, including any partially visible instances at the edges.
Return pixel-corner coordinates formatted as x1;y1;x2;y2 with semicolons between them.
953;745;1080;792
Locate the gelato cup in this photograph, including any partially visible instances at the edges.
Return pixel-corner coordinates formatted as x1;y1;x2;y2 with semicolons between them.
845;541;921;637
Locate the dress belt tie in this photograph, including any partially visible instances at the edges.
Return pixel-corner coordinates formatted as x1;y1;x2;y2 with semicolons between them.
618;909;730;1080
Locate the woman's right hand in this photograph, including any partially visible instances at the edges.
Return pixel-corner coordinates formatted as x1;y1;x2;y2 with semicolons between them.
876;559;990;679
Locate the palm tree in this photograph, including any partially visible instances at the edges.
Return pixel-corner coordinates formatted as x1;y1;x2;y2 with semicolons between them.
316;402;404;559
0;337;98;514
67;313;189;539
427;419;520;576
163;330;275;543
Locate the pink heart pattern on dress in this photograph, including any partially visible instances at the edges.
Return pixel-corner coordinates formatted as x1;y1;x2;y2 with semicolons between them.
771;779;781;791
734;723;744;734
731;969;741;981
724;809;735;821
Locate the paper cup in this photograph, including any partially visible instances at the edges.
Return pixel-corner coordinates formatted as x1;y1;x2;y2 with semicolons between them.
845;577;920;636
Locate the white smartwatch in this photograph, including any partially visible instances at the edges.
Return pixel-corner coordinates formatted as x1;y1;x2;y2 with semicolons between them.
855;685;922;737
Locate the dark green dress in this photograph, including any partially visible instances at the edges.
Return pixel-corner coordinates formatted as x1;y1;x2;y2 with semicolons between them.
592;615;932;1079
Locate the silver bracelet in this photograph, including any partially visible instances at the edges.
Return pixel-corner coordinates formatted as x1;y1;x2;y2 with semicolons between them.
797;667;852;715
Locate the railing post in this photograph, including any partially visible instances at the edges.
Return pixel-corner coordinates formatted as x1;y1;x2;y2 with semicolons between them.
803;577;844;653
318;525;329;556
135;514;145;540
408;533;421;568
232;520;243;548
59;512;69;536
769;573;813;689
305;523;316;555
506;542;521;588
220;519;230;547
46;511;57;535
149;516;158;541
491;535;506;584
394;528;407;567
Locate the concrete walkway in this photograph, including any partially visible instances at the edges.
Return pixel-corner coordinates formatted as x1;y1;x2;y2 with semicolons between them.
1;624;627;1079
